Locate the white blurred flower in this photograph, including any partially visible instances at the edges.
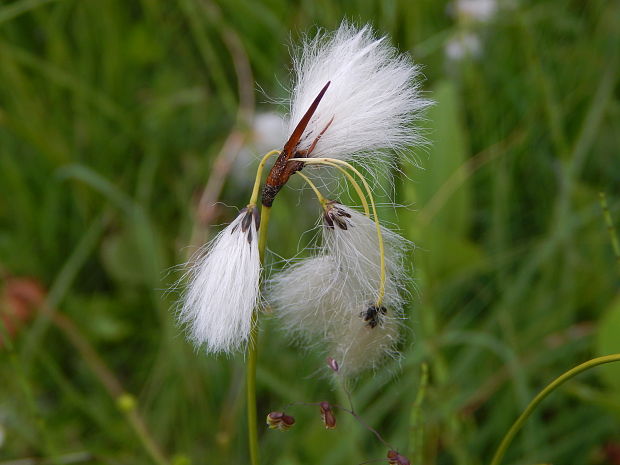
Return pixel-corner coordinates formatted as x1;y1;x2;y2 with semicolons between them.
232;112;287;189
252;112;287;150
287;21;431;165
445;33;482;61
179;208;261;354
453;0;498;22
269;204;410;376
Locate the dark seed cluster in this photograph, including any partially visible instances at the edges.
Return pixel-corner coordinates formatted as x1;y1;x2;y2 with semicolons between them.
360;305;387;328
231;207;260;244
323;202;352;230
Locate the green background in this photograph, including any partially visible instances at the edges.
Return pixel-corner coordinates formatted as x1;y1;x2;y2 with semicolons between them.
1;0;619;464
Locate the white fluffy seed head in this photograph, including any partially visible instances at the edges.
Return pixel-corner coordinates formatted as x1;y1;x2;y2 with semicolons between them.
178;209;261;354
287;21;431;164
330;311;402;377
322;204;408;311
322;204;408;376
268;204;410;376
268;255;347;342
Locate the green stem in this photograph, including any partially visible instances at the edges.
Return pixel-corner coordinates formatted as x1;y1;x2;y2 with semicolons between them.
249;150;280;207
290;157;386;305
257;205;271;263
411;362;429;465
246;314;259;465
297;171;328;208
489;354;620;465
247;204;272;465
306;163;371;217
598;192;620;268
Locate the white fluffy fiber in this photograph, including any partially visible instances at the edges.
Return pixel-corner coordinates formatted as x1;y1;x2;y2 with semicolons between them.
287;21;431;163
179;211;261;354
268;205;410;376
322;205;408;310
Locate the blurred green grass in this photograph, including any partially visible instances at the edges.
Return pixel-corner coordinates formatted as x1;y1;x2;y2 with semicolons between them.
1;0;619;464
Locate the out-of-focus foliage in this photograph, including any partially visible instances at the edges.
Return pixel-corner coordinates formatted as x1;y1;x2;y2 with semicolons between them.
0;0;619;464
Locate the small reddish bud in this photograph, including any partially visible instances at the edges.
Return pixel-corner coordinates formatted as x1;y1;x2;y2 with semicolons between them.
266;412;295;431
326;357;339;372
387;450;411;465
319;401;336;429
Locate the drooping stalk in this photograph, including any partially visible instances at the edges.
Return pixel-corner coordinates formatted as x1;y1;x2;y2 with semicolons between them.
296;171;328;208
290;157;386;305
245;151;279;465
297;164;371;217
489;354;620;465
328;163;371;217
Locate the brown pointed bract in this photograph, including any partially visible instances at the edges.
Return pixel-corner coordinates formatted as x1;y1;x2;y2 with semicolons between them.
261;81;331;207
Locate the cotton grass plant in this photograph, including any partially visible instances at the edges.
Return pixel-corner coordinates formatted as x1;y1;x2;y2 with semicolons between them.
177;21;429;463
176;20;620;465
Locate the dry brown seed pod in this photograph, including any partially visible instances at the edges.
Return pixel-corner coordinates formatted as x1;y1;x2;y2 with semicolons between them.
387;450;411;465
266;411;296;431
319;401;336;429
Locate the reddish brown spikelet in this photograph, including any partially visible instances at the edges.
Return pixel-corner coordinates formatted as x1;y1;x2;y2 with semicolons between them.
387;450;411;465
266;411;295;431
319;401;336;429
261;81;331;207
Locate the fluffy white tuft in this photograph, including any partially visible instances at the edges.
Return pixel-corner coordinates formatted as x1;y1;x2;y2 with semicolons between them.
322;204;408;310
179;210;261;354
268;255;345;340
268;204;410;376
330;311;401;376
287;21;431;163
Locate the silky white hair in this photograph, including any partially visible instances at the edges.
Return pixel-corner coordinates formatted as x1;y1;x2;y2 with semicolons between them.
179;210;261;354
287;21;431;165
268;205;410;376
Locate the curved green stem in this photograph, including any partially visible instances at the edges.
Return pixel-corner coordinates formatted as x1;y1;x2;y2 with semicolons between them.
246;312;260;465
303;163;371;217
489;354;620;465
328;163;371;217
290;157;386;305
248;150;280;207
246;204;272;465
297;171;328;208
